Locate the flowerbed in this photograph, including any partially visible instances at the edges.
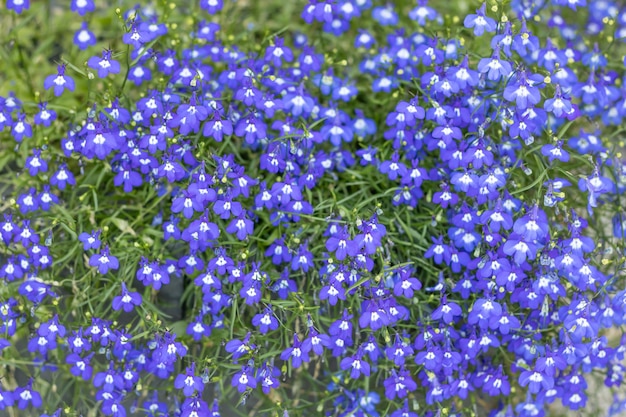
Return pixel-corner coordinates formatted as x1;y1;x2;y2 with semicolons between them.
1;0;626;416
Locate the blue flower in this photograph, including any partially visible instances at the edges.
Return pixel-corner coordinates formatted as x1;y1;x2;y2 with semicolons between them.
74;21;97;49
33;102;56;127
463;3;496;36
280;333;310;369
89;245;119;274
200;0;223;14
71;0;95;15
14;380;41;409
174;363;204;397
231;365;257;393
6;0;30;14
112;282;142;312
50;163;76;190
44;64;75;96
88;49;121;78
11;112;32;142
409;0;438;25
251;305;279;334
372;4;398;25
478;46;513;81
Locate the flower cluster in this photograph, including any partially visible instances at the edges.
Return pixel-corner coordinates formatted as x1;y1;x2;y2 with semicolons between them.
1;0;626;416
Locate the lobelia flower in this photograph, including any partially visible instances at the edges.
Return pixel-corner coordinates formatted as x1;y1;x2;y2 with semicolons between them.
291;242;314;272
379;152;408;181
174;363;204;397
14;379;41;409
483;365;511;396
183;212;220;251
265;237;292;265
1;255;25;281
384;367;417;400
94;361;126;393
541;140;570;163
74;21;97;49
519;368;554;394
280;333;311;369
172;190;204;219
89;245;119;274
544;85;573;118
78;229;101;251
340;348;370;379
112;282;142;312
468;297;503;330
226;212;254;240
385;334;415;366
478;46;513;81
87;123;118;159
431;294;462;324
302;0;335;23
13;219;37;247
44;64;75;96
113;162;143;192
142;391;168;417
409;0;438;25
251;305;279;334
128;64;152;85
33;102;57;127
302;322;331;356
393;268;422;298
203;111;233;142
200;0;223;14
511;21;536;59
7;0;30;13
122;23;148;48
225;332;256;363
50;163;76;190
354;29;375;48
464;3;496;36
88;49;121;78
349;214;387;256
491;21;513;56
325;225;351;261
169;93;208;135
25;149;48;178
71;0;95;15
179;396;211;417
271;268;297;299
372;4;398;25
187;315;212;341
232;365;257;393
503;70;543;109
265;37;294;67
178;251;205;275
0;214;18;245
257;362;281;394
391;400;419;417
11;112;32;142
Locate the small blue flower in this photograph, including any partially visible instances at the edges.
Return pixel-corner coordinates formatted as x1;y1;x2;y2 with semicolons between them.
231;365;257;393
6;0;30;14
112;282;142;312
88;49;121;78
174;363;205;397
464;3;496;36
200;0;223;14
44;64;75;97
70;0;95;15
78;230;101;251
74;21;97;50
89;245;119;274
